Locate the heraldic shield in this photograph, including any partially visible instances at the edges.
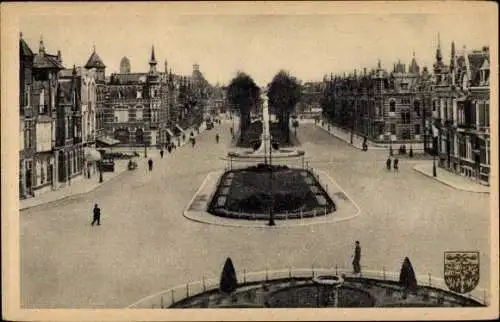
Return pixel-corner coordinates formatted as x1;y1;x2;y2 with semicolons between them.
444;251;480;294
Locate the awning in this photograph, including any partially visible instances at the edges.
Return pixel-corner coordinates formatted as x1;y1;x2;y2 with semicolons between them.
166;129;174;137
175;124;185;133
83;147;102;161
96;136;120;146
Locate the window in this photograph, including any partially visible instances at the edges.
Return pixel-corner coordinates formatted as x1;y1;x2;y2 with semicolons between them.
40;162;45;184
389;100;396;112
401;83;409;90
401;98;410;105
136;110;143;120
390;123;396;134
413;100;421;116
24;86;31;107
401;111;411;124
432;100;437;112
415;124;420;135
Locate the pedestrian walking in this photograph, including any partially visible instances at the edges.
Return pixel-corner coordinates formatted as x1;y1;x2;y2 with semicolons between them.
91;204;101;226
393;158;399;173
352;241;361;274
148;158;153;171
386;158;392;171
215;133;219;144
167;144;172;153
191;137;196;148
160;149;164;158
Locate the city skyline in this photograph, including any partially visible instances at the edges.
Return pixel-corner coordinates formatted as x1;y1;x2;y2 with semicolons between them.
17;3;494;86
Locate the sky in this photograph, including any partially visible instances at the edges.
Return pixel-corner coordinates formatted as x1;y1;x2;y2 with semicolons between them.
14;2;496;87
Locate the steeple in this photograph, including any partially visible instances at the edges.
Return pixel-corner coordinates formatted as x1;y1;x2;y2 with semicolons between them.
39;34;45;55
436;32;442;62
409;51;420;74
149;45;157;73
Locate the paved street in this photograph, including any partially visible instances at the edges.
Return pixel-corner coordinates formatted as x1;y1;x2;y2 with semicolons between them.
20;122;491;308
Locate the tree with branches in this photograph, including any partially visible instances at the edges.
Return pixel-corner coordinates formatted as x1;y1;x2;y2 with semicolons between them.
267;70;302;143
226;72;260;139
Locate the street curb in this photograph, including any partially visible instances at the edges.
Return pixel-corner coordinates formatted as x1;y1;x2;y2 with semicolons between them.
315;124;386;151
20;164;131;211
183;169;361;229
412;166;490;194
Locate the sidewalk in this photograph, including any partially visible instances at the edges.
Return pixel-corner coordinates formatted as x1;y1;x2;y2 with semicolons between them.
316;121;386;151
413;162;490;194
20;160;130;211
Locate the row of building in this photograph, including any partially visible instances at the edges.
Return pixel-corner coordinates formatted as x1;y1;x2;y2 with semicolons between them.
317;37;490;185
19;34;220;199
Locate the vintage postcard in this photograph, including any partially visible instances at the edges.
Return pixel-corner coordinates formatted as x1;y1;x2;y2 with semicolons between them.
2;1;498;321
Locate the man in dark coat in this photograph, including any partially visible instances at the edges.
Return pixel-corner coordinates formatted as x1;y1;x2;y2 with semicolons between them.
386;158;392;170
393;158;399;172
160;149;164;158
148;158;153;171
91;204;101;226
352;241;361;274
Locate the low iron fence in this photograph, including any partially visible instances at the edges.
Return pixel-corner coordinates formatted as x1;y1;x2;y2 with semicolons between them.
128;267;489;308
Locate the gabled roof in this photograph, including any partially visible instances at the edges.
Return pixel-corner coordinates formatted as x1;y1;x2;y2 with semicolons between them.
33;53;64;69
85;49;106;69
20;38;34;57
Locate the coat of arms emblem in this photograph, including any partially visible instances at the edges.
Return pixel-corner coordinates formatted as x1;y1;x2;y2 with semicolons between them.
444;251;480;294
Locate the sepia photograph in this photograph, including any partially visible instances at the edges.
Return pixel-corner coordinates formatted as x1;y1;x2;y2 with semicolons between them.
1;1;498;321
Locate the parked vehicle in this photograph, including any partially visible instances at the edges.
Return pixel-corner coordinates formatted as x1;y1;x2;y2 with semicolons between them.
99;158;115;172
128;160;138;170
206;119;214;130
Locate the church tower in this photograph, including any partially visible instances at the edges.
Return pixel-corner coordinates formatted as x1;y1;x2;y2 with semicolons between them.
85;45;106;83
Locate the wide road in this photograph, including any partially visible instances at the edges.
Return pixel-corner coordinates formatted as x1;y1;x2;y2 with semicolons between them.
20;122;490;308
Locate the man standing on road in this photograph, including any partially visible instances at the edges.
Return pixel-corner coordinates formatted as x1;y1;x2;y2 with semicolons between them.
148;158;153;171
91;204;101;226
352;241;361;274
160;149;164;158
386;158;392;171
393;158;399;173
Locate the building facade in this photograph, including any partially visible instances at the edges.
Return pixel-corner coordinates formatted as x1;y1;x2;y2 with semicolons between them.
322;55;431;146
19;33;35;199
30;37;64;196
432;39;490;185
55;67;84;186
95;47;212;147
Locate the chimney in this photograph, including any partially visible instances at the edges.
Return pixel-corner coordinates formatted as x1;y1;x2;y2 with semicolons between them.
57;50;62;63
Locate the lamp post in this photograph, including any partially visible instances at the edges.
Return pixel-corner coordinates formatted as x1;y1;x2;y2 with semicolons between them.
432;134;437;177
144;142;147;158
268;132;275;227
99;163;103;183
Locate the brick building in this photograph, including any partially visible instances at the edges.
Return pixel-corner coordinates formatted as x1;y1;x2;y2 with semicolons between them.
321;55;432;147
96;47;211;147
432;38;490;185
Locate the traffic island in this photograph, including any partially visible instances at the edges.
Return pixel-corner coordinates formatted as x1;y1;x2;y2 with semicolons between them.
183;167;360;228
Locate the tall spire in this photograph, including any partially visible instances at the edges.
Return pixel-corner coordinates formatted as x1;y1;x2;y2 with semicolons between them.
436;32;442;62
149;45;157;73
150;45;156;64
39;34;45;55
377;59;381;69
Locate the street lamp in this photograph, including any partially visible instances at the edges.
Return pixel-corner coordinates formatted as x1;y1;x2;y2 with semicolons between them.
268;132;275;226
144;142;148;158
99;163;103;183
432;135;437;177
